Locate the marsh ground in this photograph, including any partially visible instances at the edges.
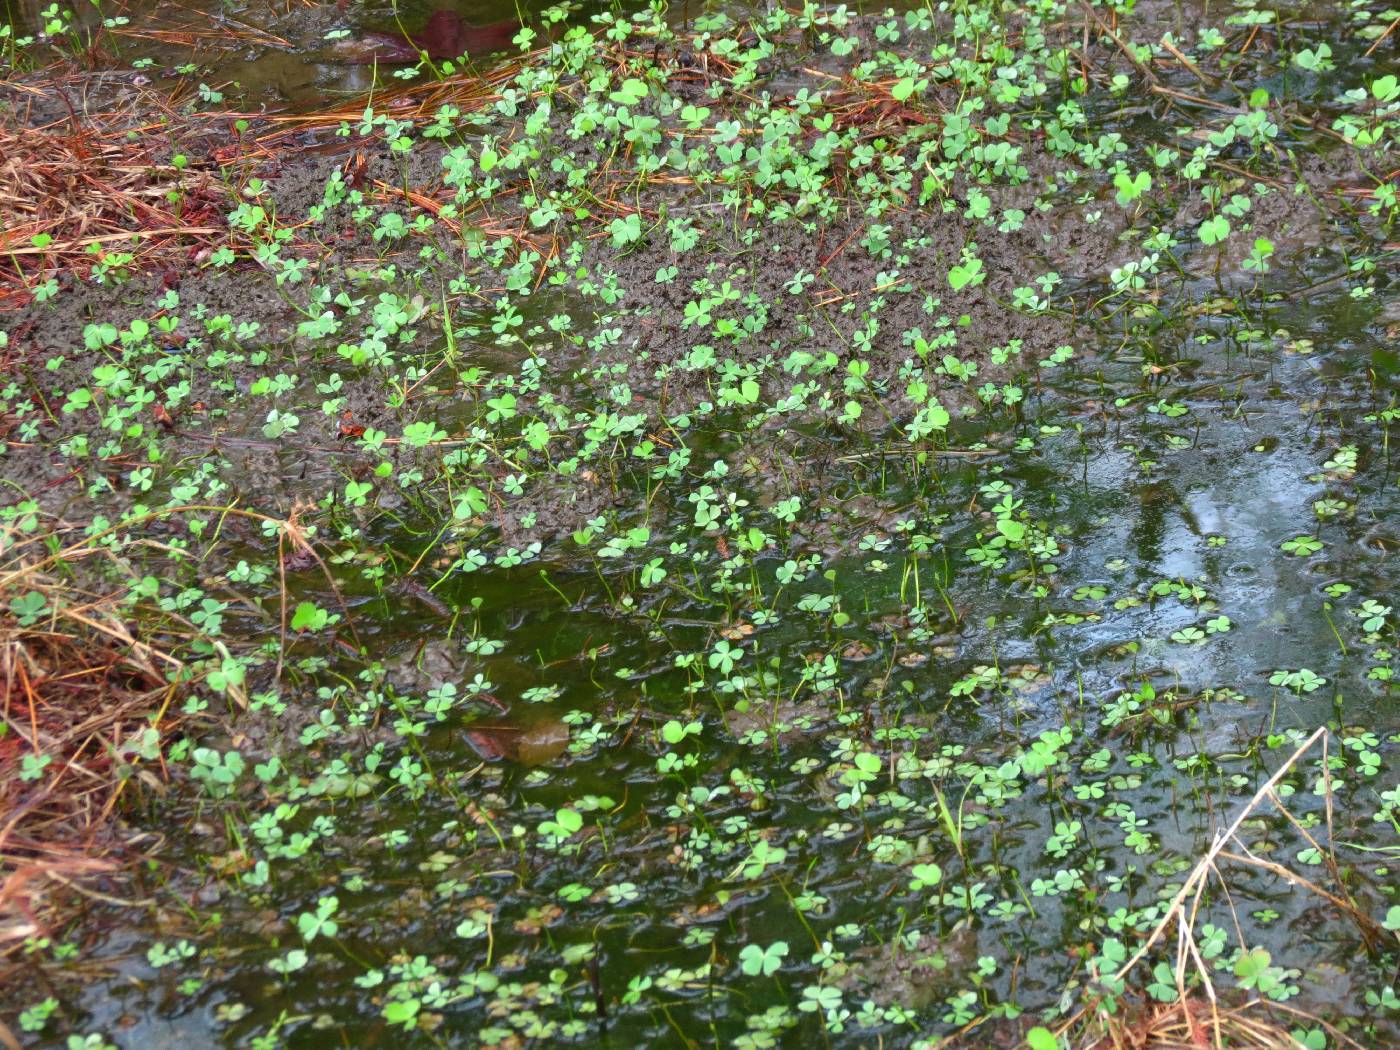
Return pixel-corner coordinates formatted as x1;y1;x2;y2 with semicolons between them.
1;0;1399;1047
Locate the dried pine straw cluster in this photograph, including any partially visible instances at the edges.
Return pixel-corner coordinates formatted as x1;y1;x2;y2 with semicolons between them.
1082;998;1340;1050
0;77;230;307
0;543;183;972
1061;727;1378;1050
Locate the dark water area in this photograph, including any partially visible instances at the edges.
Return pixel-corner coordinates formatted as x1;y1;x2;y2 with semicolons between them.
2;0;1398;1046
1;0;616;105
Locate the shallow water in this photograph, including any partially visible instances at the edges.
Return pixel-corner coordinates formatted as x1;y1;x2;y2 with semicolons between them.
3;0;1399;1046
3;0;604;105
45;265;1398;1046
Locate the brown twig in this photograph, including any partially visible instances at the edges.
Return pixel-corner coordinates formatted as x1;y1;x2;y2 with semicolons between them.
1364;13;1400;57
1077;0;1159;86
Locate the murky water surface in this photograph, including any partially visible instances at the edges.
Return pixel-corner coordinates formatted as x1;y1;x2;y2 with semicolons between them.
50;275;1396;1045
3;0;1398;1046
5;0;634;104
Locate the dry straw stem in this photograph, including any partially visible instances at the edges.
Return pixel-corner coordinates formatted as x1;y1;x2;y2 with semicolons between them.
106;0;294;54
0;501;361;685
0;562;180;968
0;74;230;300
0;501;358;971
1081;996;1360;1050
1054;725;1389;1050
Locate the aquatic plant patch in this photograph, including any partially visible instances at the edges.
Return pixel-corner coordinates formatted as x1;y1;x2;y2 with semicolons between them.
1;0;1399;1046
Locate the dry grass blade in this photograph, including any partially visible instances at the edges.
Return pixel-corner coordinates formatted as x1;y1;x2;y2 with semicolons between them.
0;620;176;959
0;499;355;969
0;78;234;304
1083;995;1352;1049
0;520;186;975
109;17;291;53
1056;727;1387;1049
1106;728;1328;988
